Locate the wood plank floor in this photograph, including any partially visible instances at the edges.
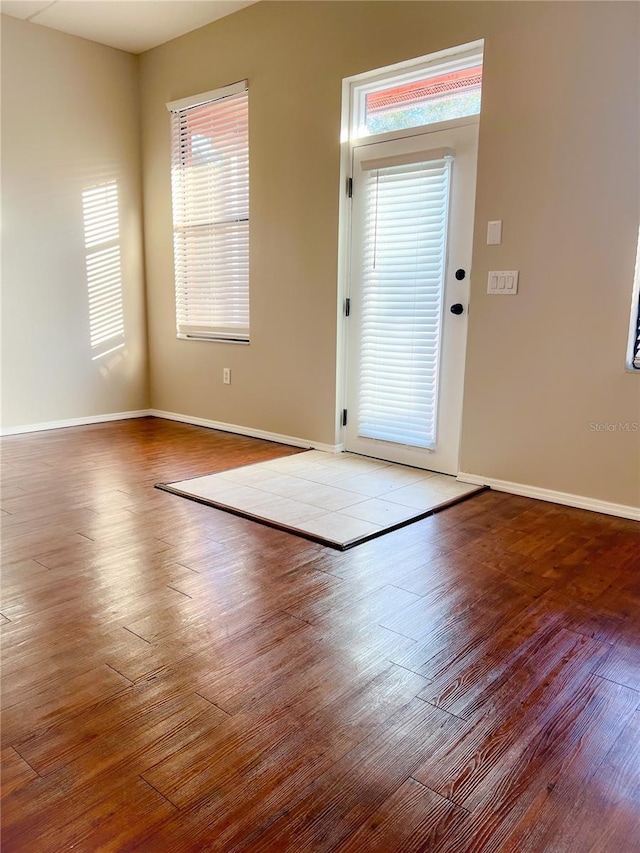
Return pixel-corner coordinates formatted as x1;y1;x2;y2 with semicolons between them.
1;417;638;852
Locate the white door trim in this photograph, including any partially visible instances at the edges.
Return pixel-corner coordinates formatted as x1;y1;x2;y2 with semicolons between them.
335;43;484;455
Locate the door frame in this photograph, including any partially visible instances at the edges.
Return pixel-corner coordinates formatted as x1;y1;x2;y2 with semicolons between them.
334;44;484;460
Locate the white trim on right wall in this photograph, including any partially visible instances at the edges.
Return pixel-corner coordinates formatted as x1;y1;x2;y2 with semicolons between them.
457;472;640;521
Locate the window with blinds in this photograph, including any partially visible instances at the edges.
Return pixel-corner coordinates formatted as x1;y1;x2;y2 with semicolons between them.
167;81;249;342
627;226;640;370
630;301;640;370
357;151;452;448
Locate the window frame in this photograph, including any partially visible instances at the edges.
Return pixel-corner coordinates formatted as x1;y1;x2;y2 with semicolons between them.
350;43;484;142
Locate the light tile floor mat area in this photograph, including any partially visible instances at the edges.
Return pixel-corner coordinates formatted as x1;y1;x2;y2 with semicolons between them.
157;450;485;550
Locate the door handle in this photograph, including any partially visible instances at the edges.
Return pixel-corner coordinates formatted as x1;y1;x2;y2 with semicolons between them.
450;303;464;315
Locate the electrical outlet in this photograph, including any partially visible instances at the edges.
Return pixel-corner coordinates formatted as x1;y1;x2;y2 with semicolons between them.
223;368;231;385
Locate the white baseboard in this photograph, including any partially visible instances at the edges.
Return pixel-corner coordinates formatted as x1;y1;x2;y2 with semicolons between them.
149;409;342;453
1;406;343;453
457;472;640;521
1;410;151;437
2;411;635;519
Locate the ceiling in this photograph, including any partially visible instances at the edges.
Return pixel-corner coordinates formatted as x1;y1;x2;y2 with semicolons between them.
0;0;260;54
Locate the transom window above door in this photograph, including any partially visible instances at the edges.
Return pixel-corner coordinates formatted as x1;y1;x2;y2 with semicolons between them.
350;42;484;140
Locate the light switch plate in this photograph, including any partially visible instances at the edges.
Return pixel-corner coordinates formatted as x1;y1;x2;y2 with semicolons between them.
487;220;502;245
488;270;519;294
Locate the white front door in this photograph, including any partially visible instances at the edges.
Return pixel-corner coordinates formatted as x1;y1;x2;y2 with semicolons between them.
344;121;479;475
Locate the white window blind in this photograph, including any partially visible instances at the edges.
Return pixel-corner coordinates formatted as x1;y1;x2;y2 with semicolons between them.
631;310;640;370
357;154;452;448
627;226;640;370
167;81;249;342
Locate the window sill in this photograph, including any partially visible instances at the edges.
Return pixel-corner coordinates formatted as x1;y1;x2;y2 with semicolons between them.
177;334;250;345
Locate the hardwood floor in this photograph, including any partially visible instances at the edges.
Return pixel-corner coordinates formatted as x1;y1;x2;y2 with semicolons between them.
1;417;638;852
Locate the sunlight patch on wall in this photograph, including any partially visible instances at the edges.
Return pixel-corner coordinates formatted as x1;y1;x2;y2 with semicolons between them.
82;181;125;360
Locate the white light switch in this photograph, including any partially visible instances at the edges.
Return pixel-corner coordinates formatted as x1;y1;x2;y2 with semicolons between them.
487;220;503;245
488;270;519;294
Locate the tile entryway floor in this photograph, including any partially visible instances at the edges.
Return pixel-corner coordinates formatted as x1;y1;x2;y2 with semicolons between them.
158;450;484;549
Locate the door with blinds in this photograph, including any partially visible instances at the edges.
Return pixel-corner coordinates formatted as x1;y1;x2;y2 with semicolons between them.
344;122;479;474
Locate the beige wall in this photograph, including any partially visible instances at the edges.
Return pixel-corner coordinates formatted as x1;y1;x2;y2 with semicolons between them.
140;0;639;509
1;15;148;428
462;3;639;508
